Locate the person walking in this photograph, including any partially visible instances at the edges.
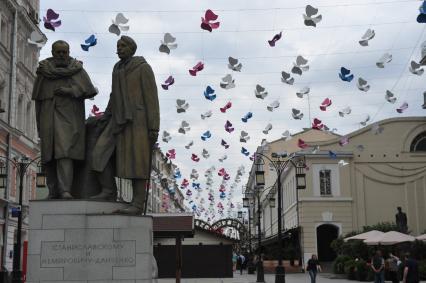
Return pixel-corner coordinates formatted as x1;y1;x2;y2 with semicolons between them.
371;250;385;283
232;252;238;272
387;252;400;283
307;254;322;283
239;254;246;275
236;253;242;273
403;253;419;283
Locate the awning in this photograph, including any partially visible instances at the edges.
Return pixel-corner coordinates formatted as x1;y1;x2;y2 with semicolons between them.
364;231;416;246
416;234;426;241
259;227;299;247
150;213;195;238
344;230;384;242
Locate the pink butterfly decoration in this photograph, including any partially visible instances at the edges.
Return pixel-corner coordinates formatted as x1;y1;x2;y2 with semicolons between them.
91;105;104;117
298;139;309;149
201;9;220;32
191;154;200;162
312;118;324;130
320;98;332;111
166;149;176;159
189;61;204;76
220;101;232;113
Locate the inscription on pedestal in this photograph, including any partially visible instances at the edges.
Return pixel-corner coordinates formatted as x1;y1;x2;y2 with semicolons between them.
41;241;136;267
27;203;154;282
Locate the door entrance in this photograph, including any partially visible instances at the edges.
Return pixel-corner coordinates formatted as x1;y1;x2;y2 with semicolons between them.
316;224;338;261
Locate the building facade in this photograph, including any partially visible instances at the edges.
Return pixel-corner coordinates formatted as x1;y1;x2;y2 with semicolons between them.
245;117;426;264
0;0;44;271
119;148;186;214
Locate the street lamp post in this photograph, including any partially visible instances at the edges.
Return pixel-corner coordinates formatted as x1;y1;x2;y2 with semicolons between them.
254;152;306;283
243;184;276;283
255;186;264;283
0;156;45;283
243;194;256;274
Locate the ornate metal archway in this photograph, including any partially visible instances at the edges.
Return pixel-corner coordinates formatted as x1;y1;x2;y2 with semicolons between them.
195;218;249;242
194;219;212;231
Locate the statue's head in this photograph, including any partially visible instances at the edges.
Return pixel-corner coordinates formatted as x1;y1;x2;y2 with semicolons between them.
117;36;137;60
397;206;402;212
51;40;70;67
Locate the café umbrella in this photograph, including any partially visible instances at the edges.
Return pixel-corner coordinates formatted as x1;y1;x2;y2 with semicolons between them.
416;234;426;241
344;230;384;242
363;231;416;246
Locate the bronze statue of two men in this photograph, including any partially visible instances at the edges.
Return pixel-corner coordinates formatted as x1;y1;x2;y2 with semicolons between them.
32;36;160;215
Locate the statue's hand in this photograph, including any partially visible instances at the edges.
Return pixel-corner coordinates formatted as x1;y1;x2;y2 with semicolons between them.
54;86;75;97
148;130;159;145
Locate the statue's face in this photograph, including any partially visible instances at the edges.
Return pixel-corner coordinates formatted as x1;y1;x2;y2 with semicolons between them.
117;40;133;60
52;43;70;67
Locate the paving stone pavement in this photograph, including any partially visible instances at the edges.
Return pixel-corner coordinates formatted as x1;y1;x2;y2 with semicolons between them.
156;271;375;283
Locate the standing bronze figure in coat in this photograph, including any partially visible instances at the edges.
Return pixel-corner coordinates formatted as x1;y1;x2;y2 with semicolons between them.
32;40;98;199
92;36;160;214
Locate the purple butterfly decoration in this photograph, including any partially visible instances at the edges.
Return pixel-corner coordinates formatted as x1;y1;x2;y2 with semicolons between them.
224;120;234;133
268;32;282;47
396;102;408;113
43;9;61;31
161;75;175;90
221;139;230;149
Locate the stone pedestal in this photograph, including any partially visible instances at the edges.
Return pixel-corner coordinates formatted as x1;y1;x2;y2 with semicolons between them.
27;200;154;283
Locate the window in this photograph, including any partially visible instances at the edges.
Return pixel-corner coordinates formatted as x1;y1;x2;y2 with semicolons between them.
17;94;24;131
0;75;5;114
26;102;33;137
319;169;332;196
410;132;426;152
0;15;10;49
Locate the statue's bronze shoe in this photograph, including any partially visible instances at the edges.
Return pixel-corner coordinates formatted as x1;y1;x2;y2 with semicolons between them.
90;191;117;201
113;206;142;215
60;192;74;199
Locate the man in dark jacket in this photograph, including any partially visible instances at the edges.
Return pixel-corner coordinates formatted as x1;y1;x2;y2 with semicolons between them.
32;40;97;199
403;253;419;283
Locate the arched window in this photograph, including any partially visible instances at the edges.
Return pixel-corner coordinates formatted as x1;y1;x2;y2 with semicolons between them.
410;132;426;152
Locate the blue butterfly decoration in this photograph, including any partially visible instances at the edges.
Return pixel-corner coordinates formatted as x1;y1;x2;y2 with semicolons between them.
81;34;97;51
241;112;253;123
201;130;212;141
328;150;337;159
192;183;201;190
173;170;182;179
417;1;426;23
219;192;226;199
241;147;250;156
339;67;354;82
203;86;216;101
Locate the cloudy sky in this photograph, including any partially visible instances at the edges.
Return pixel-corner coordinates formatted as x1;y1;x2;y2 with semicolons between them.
39;0;426;221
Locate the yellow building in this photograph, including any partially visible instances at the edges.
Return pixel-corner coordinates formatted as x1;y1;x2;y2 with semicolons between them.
245;117;426;263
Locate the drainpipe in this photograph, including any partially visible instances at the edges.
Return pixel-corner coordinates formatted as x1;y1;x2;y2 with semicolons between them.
3;1;18;271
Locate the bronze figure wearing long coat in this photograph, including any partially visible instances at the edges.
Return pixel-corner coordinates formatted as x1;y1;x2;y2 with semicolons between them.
32;58;97;163
92;56;160;179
